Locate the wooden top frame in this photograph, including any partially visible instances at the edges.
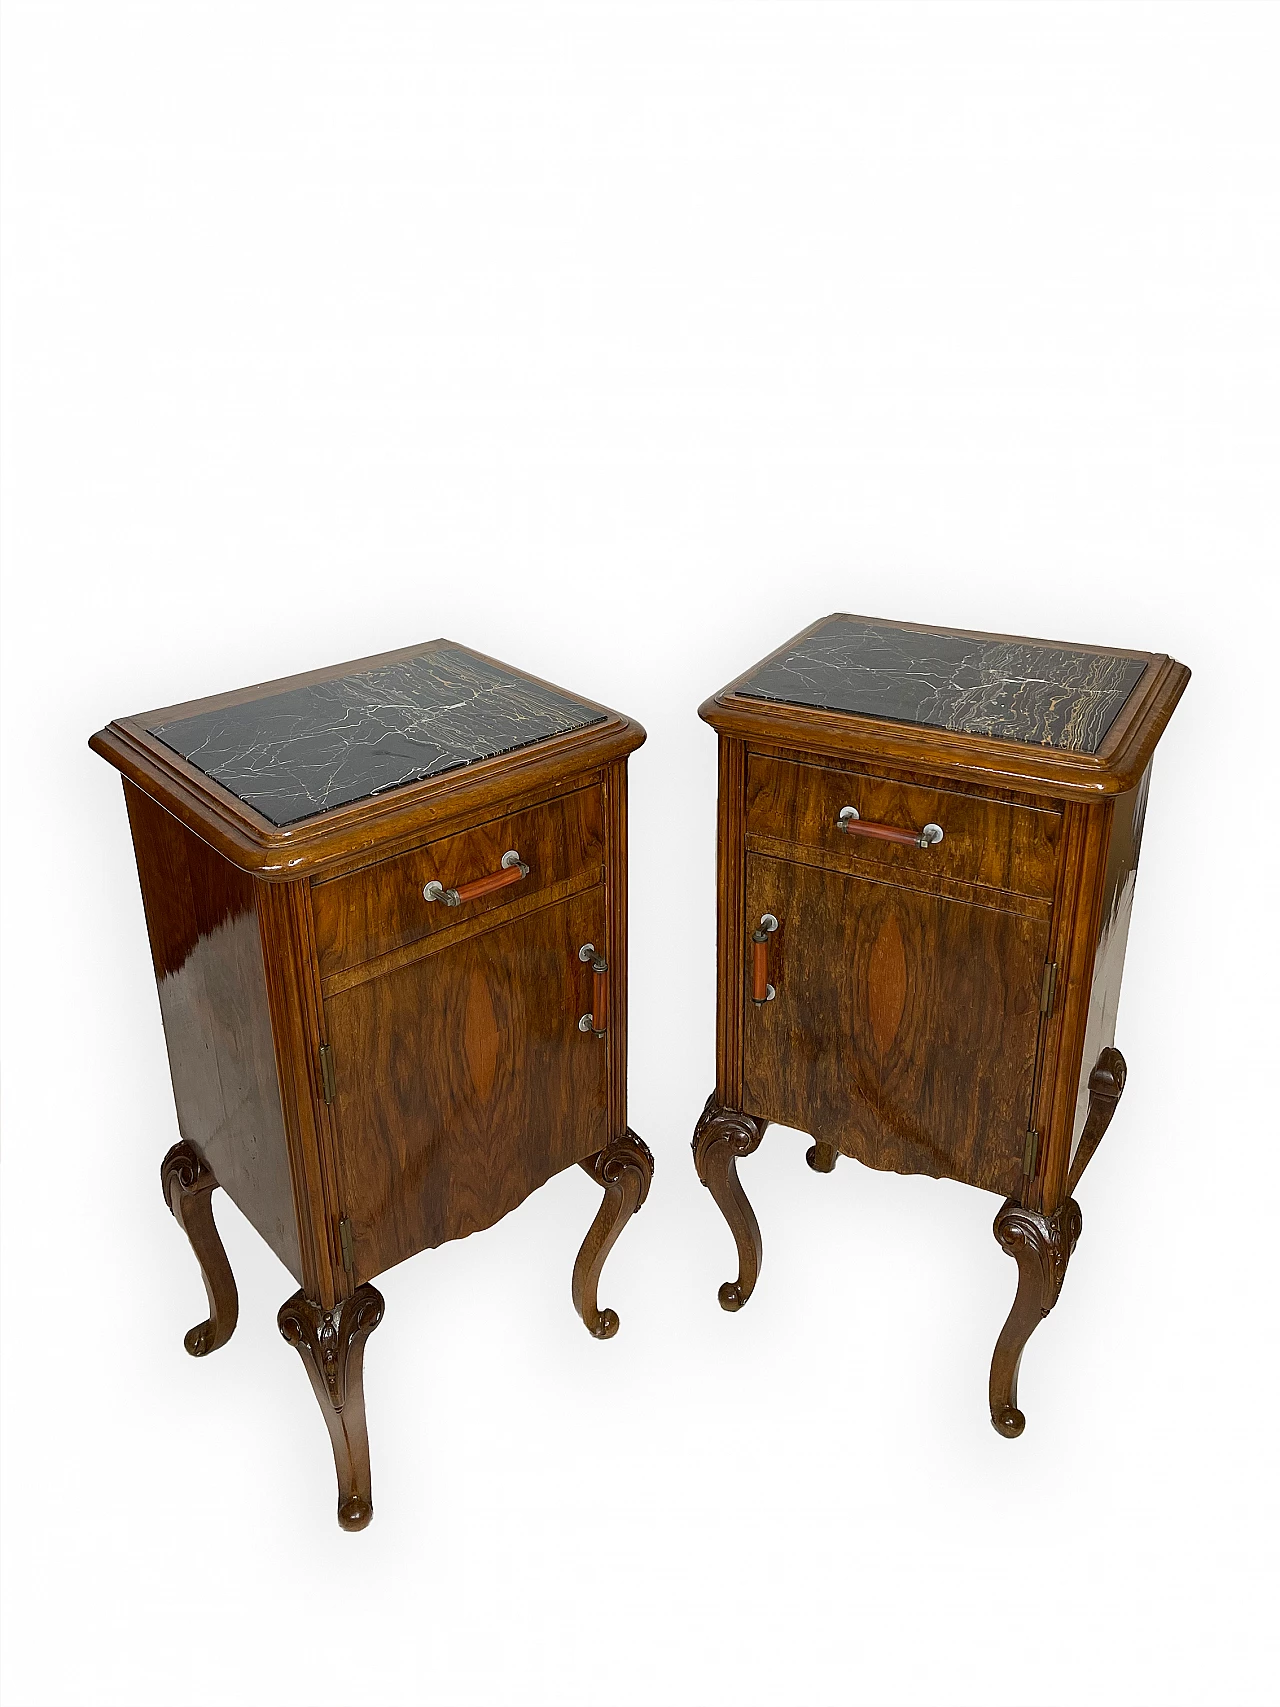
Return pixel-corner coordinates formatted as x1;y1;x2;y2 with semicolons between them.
700;613;1190;800
90;638;646;879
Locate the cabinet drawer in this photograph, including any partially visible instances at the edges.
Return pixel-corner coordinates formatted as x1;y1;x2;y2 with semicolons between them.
745;753;1060;898
312;785;604;979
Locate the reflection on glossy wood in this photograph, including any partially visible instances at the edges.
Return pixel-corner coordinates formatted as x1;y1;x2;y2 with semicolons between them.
743;853;1047;1197
571;1131;654;1338
160;1141;239;1356
127;783;302;1277
278;1285;384;1531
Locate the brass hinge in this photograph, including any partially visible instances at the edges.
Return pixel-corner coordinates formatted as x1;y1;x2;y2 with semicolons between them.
1040;962;1058;1016
318;1043;336;1105
339;1215;355;1274
1022;1128;1040;1177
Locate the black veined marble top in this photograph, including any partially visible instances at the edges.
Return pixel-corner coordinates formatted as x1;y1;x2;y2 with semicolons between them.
147;646;607;826
735;617;1147;754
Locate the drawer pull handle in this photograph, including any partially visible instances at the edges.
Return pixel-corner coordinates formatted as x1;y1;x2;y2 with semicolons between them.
578;942;608;1037
424;848;529;907
836;805;944;850
751;914;778;1004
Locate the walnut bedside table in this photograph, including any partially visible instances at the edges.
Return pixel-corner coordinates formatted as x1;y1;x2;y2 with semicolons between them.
691;614;1188;1435
91;641;650;1529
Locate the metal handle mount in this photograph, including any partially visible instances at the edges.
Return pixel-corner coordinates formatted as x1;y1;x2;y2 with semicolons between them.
577;942;608;1038
424;848;529;907
752;913;778;1004
837;805;944;850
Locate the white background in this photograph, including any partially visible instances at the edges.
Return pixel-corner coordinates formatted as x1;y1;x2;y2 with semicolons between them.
2;5;1277;1705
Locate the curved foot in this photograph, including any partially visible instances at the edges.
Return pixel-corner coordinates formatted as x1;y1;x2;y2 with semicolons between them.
572;1130;653;1338
806;1140;839;1174
160;1142;239;1356
989;1197;1082;1438
278;1285;384;1532
692;1095;766;1311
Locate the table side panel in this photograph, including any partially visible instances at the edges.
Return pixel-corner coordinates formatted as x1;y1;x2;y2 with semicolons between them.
123;782;302;1279
1069;766;1151;1166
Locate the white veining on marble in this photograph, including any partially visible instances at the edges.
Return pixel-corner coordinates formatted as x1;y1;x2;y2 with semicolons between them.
738;620;1146;753
149;647;605;825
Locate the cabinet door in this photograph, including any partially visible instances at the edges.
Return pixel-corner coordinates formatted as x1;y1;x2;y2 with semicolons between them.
743;854;1048;1196
324;889;608;1281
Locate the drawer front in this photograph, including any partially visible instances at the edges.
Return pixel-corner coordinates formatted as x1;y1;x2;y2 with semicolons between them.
746;753;1060;898
312;784;604;979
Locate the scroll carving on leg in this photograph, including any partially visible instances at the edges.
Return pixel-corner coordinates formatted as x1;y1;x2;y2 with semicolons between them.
1067;1046;1127;1195
989;1197;1082;1438
160;1141;239;1357
572;1130;654;1339
278;1285;385;1532
692;1094;767;1312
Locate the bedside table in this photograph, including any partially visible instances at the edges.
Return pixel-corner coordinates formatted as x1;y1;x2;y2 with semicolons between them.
91;641;650;1529
691;614;1188;1435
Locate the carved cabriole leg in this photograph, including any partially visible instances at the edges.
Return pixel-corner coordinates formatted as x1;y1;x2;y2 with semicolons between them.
572;1130;654;1339
278;1285;384;1532
692;1094;767;1312
160;1141;239;1357
1066;1046;1127;1196
806;1140;839;1174
989;1198;1082;1438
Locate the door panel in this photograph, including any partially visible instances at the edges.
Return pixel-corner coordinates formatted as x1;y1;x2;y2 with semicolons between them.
743;855;1048;1196
325;889;608;1280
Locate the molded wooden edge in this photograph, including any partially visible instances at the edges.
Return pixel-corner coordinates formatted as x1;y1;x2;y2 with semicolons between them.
698;656;1189;802
89;716;646;880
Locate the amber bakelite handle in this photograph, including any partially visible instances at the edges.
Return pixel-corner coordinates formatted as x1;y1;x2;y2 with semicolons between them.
424;850;530;907
578;943;608;1037
836;808;944;850
751;915;778;1004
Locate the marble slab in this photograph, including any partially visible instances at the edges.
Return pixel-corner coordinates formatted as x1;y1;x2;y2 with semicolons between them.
148;646;607;826
736;618;1147;753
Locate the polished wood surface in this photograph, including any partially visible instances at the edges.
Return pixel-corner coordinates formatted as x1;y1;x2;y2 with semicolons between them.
160;1142;239;1356
278;1285;384;1531
324;888;610;1281
747;751;1061;897
571;1131;654;1337
127;782;302;1277
311;782;603;980
743;852;1048;1197
93;650;647;1529
694;614;1187;1437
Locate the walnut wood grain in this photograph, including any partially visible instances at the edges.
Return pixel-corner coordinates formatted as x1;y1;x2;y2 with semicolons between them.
278;1285;384;1530
692;1095;767;1311
742;853;1047;1196
160;1142;239;1356
746;751;1061;897
126;783;302;1278
324;889;610;1280
989;1197;1082;1437
571;1131;653;1337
